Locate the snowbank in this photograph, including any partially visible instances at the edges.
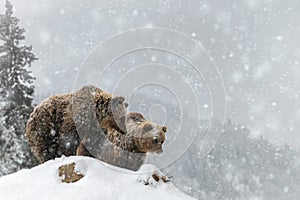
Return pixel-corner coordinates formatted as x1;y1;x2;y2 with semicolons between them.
0;156;195;200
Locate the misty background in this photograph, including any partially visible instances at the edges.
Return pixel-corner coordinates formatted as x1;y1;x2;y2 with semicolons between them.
0;0;300;199
1;0;299;149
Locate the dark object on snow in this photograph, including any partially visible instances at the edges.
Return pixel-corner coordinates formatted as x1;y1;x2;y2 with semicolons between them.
143;172;172;185
58;162;84;183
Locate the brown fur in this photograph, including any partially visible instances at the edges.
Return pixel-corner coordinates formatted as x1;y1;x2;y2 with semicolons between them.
77;112;168;171
26;85;128;163
58;162;84;183
26;85;167;171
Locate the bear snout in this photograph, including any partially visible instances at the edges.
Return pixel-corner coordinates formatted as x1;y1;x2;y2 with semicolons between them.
156;149;163;154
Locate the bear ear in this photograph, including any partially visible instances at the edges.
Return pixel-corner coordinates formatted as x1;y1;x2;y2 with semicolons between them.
143;124;153;132
124;101;129;108
112;96;125;103
161;126;167;133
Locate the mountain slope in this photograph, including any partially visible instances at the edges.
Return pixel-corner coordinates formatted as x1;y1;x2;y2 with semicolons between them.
0;156;195;200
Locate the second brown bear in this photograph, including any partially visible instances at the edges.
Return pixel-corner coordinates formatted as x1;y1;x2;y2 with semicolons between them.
78;112;167;171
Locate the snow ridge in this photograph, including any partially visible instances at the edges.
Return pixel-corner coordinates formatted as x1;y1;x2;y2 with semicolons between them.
0;156;195;200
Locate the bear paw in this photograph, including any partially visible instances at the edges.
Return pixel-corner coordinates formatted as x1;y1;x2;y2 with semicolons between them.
137;164;172;187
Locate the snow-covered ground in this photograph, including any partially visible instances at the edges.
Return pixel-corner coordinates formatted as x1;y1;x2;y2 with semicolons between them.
0;156;195;200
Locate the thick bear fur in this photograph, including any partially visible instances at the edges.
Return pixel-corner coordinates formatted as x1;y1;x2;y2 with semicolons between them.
26;85;128;163
77;112;167;171
26;85;168;171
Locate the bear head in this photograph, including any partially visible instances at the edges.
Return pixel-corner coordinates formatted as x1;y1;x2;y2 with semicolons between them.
72;85;129;133
125;112;168;154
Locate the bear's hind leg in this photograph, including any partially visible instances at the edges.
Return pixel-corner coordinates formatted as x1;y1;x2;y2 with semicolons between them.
76;140;94;157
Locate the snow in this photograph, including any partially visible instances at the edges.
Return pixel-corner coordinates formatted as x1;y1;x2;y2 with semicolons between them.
132;10;138;17
0;156;195;200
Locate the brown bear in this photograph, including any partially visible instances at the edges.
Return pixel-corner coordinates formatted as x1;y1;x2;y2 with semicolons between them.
26;85;128;163
77;112;168;171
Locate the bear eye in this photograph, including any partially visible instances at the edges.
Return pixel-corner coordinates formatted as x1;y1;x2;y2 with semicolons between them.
153;138;160;144
143;124;153;132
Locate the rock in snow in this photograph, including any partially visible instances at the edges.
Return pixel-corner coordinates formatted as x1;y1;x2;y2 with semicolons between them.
0;156;195;200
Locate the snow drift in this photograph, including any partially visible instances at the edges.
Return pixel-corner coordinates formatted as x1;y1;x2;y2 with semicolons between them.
0;156;195;200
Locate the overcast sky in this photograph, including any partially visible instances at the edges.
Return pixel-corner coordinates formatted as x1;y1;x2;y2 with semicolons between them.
1;0;300;149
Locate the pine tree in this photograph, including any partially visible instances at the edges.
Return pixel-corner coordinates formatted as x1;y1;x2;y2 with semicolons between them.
0;0;38;174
